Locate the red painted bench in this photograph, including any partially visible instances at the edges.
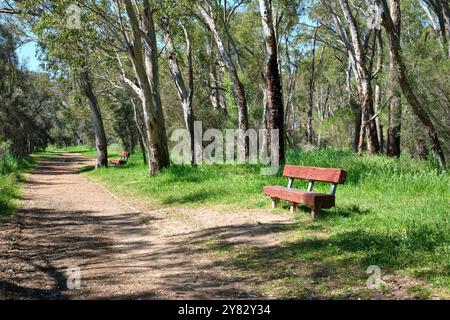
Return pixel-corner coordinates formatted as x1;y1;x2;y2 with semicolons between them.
263;165;347;219
109;152;130;166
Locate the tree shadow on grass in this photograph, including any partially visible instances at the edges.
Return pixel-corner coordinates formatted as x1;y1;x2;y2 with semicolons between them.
278;202;371;219
79;165;95;173
0;201;16;219
221;224;449;298
161;190;212;205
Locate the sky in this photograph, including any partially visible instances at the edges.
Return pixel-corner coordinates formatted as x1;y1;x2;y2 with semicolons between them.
16;41;42;71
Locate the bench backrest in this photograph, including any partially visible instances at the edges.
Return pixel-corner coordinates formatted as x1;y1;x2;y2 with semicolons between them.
119;152;130;160
283;165;347;184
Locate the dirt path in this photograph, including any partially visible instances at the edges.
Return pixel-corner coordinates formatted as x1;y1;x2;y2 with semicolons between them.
0;153;294;299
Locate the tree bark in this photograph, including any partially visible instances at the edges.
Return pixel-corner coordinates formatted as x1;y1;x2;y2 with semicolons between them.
338;0;380;154
259;0;285;164
346;55;362;153
161;18;195;165
142;0;170;172
206;36;227;115
130;96;148;164
374;84;384;152
379;0;446;168
373;32;384;153
415;138;429;160
79;69;108;168
120;0;170;175
386;0;402;157
441;0;450;57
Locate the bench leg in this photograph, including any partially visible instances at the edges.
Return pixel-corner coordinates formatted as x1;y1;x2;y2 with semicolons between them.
271;198;278;209
290;202;298;214
311;205;321;219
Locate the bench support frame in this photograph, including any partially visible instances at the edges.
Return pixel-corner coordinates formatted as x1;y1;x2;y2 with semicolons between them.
311;205;321;219
290;202;297;214
271;197;278;208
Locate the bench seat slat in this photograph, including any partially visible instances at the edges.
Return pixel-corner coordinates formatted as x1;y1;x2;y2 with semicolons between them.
263;186;335;209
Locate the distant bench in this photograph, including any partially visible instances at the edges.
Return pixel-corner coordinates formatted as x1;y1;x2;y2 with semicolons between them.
264;165;347;219
109;152;130;166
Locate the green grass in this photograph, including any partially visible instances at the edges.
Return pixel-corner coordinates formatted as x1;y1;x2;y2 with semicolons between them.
46;145;100;158
46;145;121;160
50;146;450;297
0;155;36;218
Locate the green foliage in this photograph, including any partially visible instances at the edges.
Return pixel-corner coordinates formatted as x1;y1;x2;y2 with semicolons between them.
0;154;35;218
316;108;355;148
0;24;61;159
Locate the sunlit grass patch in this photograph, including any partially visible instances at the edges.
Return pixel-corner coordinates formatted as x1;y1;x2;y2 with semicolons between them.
0;156;36;218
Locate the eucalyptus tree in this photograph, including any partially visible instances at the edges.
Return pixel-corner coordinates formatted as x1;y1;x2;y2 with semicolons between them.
198;1;250;157
14;0;109;168
386;0;402;157
259;0;285;164
419;0;450;57
0;23;60;159
159;3;196;165
112;0;170;175
377;0;447;169
319;0;380;154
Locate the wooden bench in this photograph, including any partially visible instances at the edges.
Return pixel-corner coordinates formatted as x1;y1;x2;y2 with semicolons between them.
263;165;347;219
109;152;130;166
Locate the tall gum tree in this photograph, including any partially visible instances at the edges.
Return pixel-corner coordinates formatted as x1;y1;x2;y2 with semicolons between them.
378;0;447;169
160;16;196;165
114;0;170;175
199;4;249;157
259;0;285;164
386;0;402;157
321;0;380;154
13;1;109;168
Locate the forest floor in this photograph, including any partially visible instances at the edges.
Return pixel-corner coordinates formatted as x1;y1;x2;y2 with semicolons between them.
0;152;447;299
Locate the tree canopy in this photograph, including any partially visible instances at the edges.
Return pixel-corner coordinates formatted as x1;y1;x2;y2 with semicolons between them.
1;0;449;171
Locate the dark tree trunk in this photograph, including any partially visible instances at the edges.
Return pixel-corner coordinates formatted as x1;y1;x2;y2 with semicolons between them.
358;80;380;153
442;0;450;57
386;0;402;157
386;71;402;157
259;0;285;164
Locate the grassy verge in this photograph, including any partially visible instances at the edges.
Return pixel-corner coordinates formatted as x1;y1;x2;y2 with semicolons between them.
46;145;100;159
46;145;121;160
0;155;36;219
61;146;450;298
